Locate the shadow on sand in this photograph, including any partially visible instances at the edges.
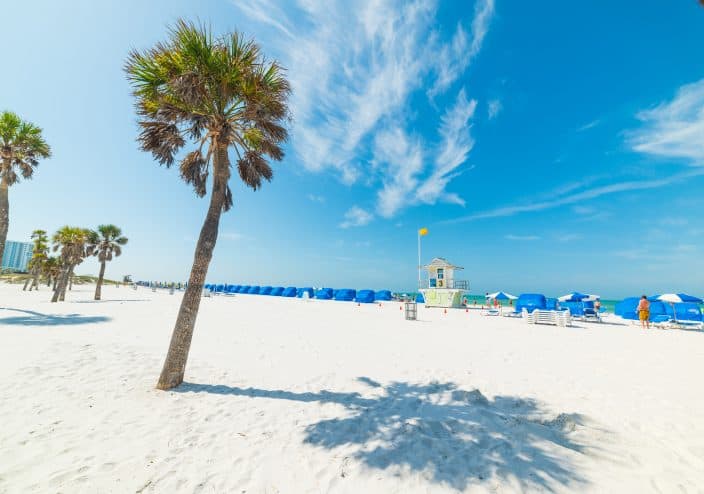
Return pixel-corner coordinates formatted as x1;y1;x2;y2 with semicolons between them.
176;377;593;491
0;308;111;326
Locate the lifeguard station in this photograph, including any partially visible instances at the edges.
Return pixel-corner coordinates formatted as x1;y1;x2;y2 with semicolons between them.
419;257;469;308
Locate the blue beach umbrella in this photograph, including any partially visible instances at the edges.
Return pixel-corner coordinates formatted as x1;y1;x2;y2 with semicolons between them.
654;293;703;304
486;291;517;300
557;292;590;302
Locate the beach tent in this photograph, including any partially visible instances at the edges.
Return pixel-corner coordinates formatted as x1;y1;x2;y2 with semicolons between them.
516;294;547;313
375;290;392;301
665;302;703;322
560;301;583;315
297;287;314;298
546;298;560;311
270;286;284;296
315;288;333;300
281;286;297;297
260;286;273;295
248;286;261;294
334;289;356;301
653;294;703;321
355;289;376;303
615;297;640;318
486;291;517;300
240;285;251;294
226;285;238;294
215;284;225;293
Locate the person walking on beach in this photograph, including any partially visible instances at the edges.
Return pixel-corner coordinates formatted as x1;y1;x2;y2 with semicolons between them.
637;295;650;329
594;299;602;312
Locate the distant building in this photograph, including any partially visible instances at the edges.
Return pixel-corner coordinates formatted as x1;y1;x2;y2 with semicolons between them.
1;240;33;272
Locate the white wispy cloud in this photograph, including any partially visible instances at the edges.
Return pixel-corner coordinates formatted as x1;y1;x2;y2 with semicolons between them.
504;234;540;241
429;0;495;97
232;0;494;220
416;90;477;207
340;206;374;228
487;99;502;120
576;119;600;132
307;194;326;203
629;78;704;163
556;233;582;242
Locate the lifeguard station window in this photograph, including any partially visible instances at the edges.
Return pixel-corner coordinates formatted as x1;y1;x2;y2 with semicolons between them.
437;268;444;280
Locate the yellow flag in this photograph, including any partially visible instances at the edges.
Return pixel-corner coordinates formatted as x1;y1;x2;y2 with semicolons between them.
418;227;428;236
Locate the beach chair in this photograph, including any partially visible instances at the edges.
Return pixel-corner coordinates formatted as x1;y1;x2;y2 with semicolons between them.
483;307;501;316
582;301;601;322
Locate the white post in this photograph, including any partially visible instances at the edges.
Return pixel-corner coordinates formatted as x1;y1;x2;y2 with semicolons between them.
417;231;421;290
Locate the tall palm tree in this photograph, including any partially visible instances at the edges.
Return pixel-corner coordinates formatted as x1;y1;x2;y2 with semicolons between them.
24;229;49;291
92;224;128;300
51;227;93;303
125;20;290;390
0;111;51;264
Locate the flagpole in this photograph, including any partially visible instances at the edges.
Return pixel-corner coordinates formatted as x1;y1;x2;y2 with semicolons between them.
417;230;421;290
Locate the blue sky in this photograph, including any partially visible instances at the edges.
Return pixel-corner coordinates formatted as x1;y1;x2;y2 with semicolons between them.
3;0;704;297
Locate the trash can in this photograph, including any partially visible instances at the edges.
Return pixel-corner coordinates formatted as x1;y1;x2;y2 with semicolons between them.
404;301;417;321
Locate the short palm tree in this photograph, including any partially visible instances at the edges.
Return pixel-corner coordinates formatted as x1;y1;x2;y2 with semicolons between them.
125;20;290;390
51;226;93;302
44;256;62;289
24;229;49;291
91;224;128;300
0;111;51;264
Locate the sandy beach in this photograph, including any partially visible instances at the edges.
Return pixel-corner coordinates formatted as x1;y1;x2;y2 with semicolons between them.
1;283;703;493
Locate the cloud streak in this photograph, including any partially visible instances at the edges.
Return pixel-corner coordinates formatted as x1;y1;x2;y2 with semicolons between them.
340;206;374;228
443;168;704;224
628;78;704;163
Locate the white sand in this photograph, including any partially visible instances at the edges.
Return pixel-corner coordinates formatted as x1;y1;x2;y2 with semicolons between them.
1;284;703;493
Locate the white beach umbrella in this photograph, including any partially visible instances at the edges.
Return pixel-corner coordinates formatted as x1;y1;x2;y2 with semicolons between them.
486;291;517;300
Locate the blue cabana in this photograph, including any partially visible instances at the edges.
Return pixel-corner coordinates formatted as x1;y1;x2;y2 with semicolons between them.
334;289;356;301
375;290;392;301
281;286;297;297
297;287;314;298
666;302;703;321
270;286;284;296
315;288;333;300
240;285;251;294
214;284;225;293
516;293;547;313
615;297;640;317
248;286;261;294
355;289;375;304
416;292;425;303
546;298;559;311
260;286;273;295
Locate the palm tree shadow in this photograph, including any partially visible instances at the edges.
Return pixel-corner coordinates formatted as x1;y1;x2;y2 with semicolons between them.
0;308;111;326
177;378;596;491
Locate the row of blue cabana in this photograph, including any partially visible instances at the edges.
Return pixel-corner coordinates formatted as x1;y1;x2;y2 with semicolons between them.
203;284;393;304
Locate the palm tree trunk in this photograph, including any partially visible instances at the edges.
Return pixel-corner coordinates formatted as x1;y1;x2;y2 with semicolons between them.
0;175;9;268
32;272;39;291
69;274;73;291
51;267;69;303
156;143;230;390
60;266;74;301
52;276;57;290
23;277;30;291
95;261;106;300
